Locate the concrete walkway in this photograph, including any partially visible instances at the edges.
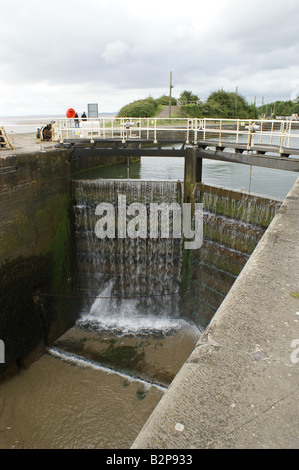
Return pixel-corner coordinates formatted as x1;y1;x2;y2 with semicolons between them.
156;105;181;118
132;178;299;449
0;132;56;158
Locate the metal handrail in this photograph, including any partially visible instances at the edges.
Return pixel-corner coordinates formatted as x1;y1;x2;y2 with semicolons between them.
52;117;299;151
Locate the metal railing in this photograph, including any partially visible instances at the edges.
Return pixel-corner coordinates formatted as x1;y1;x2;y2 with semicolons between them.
52;117;299;153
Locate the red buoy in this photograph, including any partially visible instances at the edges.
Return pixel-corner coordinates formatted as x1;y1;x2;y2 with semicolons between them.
66;108;76;118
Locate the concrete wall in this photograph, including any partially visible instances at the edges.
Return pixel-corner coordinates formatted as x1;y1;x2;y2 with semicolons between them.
132;177;299;449
70;148;129;177
0;149;75;381
0;147;141;381
0;150;71;261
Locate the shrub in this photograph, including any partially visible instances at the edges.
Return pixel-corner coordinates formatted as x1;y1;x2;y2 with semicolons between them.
206;90;256;119
156;95;177;106
117;99;156;118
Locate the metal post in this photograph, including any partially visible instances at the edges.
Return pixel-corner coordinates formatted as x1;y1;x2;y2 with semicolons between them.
270;120;274;145
184;147;196;185
288;121;292;148
279;121;285;154
194;119;198;145
219;120;222;146
60;119;63;143
121;117;125;143
248;165;252;193
247;120;252;150
260;120;263;144
90;119;94;143
169;71;174;119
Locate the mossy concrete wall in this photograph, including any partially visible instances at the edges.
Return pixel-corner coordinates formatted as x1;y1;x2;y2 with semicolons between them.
183;183;282;327
69;145;138;178
0;149;75;381
132;178;299;449
0;147;141;381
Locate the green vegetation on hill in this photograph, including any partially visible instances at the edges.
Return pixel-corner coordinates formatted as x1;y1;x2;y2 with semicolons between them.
117;90;299;120
180;90;258;119
117;97;158;118
257;99;299;118
117;96;176;118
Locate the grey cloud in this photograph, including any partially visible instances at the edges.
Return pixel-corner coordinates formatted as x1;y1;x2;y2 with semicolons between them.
1;0;299;114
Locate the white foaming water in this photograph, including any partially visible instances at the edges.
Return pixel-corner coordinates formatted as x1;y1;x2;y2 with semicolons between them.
76;281;189;335
74;180;190;336
48;347;167;392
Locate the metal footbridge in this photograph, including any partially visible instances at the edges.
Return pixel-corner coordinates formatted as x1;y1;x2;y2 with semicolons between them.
53;117;299;181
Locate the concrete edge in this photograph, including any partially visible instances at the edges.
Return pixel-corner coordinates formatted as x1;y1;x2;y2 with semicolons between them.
131;176;299;449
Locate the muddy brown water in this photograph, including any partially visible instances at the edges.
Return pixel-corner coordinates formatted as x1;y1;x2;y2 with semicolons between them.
0;325;199;449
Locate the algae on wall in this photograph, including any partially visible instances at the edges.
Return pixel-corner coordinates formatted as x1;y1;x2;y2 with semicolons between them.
183;183;282;328
0;254;53;376
0;150;76;380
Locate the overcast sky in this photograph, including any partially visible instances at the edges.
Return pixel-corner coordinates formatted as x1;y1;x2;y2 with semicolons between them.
1;0;299;116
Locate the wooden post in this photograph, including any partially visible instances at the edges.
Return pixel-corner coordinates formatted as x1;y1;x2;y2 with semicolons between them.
184;147;202;185
184;147;196;185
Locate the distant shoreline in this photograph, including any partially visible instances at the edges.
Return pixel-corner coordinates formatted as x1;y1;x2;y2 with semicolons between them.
0;113;117;118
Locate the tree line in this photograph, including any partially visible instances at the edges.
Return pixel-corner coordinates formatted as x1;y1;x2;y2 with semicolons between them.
117;90;258;119
117;90;299;120
258;100;299;118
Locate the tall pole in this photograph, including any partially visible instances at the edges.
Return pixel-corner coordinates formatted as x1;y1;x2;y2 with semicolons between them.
169;71;174;118
235;86;238;115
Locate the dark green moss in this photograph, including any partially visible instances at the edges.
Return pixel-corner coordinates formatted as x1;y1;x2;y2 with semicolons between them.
0;213;30;256
0;254;54;374
44;198;72;295
181;248;193;294
99;343;145;370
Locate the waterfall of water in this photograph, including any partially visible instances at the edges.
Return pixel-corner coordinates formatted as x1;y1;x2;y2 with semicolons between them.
71;179;281;337
73;179;190;335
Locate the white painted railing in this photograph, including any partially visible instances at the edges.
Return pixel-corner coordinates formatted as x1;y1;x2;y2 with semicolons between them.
52;117;299;152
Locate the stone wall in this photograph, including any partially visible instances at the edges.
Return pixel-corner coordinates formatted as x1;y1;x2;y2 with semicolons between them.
0;149;75;380
69;146;134;177
0;147;140;381
187;183;282;327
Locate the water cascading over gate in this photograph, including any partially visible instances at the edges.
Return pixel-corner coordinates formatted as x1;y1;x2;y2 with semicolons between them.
71;179;281;337
72;179;191;335
53;178;280;386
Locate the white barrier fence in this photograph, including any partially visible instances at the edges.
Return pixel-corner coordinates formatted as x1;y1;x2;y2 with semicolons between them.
53;117;299;152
